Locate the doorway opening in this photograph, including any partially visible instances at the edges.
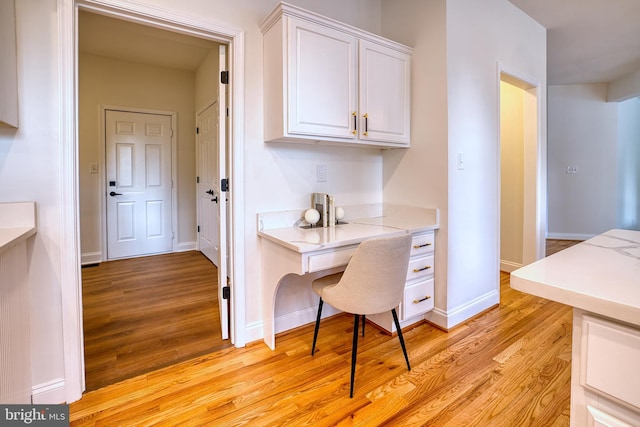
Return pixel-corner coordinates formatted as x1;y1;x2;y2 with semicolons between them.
62;1;246;399
499;71;543;272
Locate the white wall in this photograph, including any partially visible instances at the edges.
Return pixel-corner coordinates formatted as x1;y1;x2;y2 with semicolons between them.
79;53;199;261
382;0;546;329
443;0;546;328
547;84;619;238
548;86;640;237
0;0;66;401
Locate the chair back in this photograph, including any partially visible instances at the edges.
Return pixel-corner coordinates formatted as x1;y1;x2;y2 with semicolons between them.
331;233;412;315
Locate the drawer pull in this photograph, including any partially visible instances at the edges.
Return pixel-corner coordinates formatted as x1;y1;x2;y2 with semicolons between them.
413;296;432;304
413;265;432;272
413;242;432;249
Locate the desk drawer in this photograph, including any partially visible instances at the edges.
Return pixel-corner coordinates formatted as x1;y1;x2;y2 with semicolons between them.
307;245;356;273
403;278;434;320
406;254;434;281
411;232;434;256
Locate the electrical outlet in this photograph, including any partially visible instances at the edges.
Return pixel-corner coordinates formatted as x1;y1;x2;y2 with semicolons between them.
566;166;578;174
316;164;327;182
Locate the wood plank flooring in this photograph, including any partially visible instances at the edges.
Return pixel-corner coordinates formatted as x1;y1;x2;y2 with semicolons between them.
71;240;580;426
81;251;230;391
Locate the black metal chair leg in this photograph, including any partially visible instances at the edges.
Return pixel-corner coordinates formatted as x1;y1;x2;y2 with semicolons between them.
311;298;324;356
391;308;411;371
350;313;360;398
361;314;365;337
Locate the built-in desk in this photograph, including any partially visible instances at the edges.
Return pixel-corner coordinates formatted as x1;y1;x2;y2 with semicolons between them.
258;204;439;349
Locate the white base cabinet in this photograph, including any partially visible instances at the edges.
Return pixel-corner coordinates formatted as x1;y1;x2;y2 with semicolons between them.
571;310;640;426
369;231;435;332
260;2;411;148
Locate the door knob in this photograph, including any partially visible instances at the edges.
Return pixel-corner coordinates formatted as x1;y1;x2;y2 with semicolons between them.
206;189;214;195
211;197;218;203
109;191;122;197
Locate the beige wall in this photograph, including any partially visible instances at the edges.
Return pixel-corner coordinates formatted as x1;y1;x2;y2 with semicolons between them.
79;53;199;259
500;80;525;268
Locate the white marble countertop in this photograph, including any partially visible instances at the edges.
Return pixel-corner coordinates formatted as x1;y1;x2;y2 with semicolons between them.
257;204;439;254
511;229;640;327
0;202;37;255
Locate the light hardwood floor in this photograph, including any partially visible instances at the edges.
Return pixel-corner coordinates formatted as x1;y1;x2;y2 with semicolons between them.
70;240;580;426
81;251;230;391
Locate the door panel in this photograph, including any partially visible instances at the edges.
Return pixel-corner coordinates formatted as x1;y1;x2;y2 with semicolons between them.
106;110;173;259
197;102;219;266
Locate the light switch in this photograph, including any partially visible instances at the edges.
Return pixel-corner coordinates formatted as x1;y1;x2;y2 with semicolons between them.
457;153;465;170
89;163;98;174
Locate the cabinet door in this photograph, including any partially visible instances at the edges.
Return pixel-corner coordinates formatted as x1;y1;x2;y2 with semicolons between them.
359;40;411;145
287;18;357;139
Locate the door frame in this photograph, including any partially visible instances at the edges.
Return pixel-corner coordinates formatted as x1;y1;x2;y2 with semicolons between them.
100;106;178;260
59;0;246;402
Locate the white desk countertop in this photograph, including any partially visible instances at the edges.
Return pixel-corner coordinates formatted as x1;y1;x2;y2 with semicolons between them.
511;229;640;326
0;202;37;255
257;204;439;253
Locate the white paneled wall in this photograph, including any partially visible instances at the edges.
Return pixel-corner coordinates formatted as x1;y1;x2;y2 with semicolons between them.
0;240;32;403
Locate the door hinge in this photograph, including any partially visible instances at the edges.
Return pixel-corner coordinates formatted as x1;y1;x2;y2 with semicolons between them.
196;176;200;183
220;71;229;84
196;127;199;134
197;225;200;233
221;178;229;192
226;107;229;117
222;285;231;300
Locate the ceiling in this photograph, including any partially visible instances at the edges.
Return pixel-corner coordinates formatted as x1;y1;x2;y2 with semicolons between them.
509;0;640;85
80;3;640;85
78;11;218;71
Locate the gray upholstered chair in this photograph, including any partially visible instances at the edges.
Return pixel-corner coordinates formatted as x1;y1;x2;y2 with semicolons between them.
310;233;413;397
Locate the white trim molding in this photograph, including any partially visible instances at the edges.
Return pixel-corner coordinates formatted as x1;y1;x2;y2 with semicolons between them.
32;378;66;405
425;290;500;330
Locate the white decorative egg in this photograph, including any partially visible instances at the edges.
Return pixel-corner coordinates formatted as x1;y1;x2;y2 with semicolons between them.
304;208;320;225
335;206;345;221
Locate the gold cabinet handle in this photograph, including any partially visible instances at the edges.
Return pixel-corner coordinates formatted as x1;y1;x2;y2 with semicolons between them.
413;265;432;273
413;296;432;304
352;111;357;135
413;243;432;249
363;113;368;136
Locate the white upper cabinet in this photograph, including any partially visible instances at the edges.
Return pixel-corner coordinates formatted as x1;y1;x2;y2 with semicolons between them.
359;40;411;145
287;17;358;140
261;3;412;148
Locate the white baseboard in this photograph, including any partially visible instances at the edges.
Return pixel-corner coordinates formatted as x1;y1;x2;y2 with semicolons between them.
81;251;101;265
500;260;522;273
546;232;593;241
424;289;499;330
176;241;197;252
244;321;264;345
32;378;66;404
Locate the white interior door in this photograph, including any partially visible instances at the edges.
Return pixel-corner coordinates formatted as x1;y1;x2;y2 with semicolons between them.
105;110;173;259
217;45;229;340
196;102;220;266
